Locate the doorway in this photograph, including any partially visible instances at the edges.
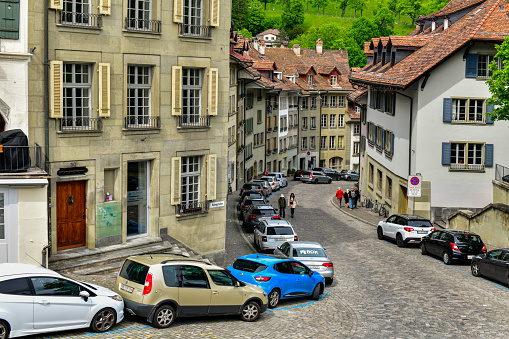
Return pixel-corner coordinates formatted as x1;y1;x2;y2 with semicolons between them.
57;181;86;250
399;185;408;214
127;161;149;238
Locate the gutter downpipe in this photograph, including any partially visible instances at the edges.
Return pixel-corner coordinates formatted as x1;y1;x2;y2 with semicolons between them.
44;3;51;264
394;90;413;213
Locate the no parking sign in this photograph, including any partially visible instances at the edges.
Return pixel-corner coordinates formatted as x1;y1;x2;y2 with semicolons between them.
408;175;422;197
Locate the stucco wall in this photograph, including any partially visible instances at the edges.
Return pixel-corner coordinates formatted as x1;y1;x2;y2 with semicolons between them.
18;187;48;266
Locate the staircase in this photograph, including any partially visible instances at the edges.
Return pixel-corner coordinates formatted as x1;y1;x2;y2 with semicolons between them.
49;237;213;277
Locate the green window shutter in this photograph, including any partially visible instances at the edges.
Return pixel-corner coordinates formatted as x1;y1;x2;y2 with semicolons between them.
0;1;20;40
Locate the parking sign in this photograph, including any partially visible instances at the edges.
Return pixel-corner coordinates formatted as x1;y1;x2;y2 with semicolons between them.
408;175;422;197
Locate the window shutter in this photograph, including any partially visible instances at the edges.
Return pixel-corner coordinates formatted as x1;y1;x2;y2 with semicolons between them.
484;144;494;167
443;98;452;122
373;126;377;143
49;0;63;10
0;0;20;39
210;0;219;27
172;66;182;116
99;0;111;15
392;93;396;115
208;68;218;116
465;54;478;78
485;104;495;124
381;92;386;112
98;63;111;117
171;157;182;205
173;0;183;23
49;61;63;119
381;128;385;148
390;133;395;155
207;154;217;201
441;142;451;165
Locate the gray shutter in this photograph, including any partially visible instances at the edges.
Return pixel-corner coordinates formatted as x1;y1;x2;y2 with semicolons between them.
381;92;386;112
392;93;396;115
465;54;478;78
373;126;377;143
381;129;386;149
0;0;20;39
442;143;451;165
443;98;452;122
485;104;495;124
485;144;494;167
390;133;395;155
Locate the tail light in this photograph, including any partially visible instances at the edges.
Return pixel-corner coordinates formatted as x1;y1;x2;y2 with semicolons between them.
300;173;303;177
430;228;436;232
143;273;153;295
241;206;248;210
225;268;230;273
404;227;414;232
249;215;257;219
262;236;267;242
322;263;333;267
294;235;299;241
310;172;313;179
264;187;268;190
254;276;271;282
449;243;460;251
273;215;281;219
481;244;487;252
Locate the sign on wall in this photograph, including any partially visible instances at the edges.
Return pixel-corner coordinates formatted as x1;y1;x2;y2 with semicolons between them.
97;202;121;238
408;175;422;198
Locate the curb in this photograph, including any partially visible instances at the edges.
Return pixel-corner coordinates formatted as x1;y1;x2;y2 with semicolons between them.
330;196;379;228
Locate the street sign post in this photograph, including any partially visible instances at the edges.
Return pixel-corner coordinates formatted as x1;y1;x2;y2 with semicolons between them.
408;175;422;197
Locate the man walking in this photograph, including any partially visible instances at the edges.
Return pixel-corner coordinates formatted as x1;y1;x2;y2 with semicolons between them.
278;194;287;218
335;187;344;207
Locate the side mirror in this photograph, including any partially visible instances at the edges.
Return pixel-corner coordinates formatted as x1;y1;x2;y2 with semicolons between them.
308;271;314;277
79;290;90;301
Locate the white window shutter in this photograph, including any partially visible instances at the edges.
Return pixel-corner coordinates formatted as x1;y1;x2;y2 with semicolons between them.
98;63;111;117
99;0;111;15
172;66;182;116
171;157;182;205
174;0;183;23
207;154;217;201
210;0;219;27
49;0;63;10
208;68;218;116
49;61;63;119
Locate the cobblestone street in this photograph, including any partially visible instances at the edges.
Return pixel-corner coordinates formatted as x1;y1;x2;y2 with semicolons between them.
34;180;509;338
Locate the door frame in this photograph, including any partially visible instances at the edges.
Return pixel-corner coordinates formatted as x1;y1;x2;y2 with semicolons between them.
127;160;150;240
0;188;18;263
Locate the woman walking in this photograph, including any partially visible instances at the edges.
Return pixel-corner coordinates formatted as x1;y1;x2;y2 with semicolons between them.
344;189;350;208
288;193;299;218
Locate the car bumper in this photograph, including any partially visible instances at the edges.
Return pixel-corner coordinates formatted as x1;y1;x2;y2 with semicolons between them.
452;252;484;261
124;298;155;318
260;302;268;313
300;178;312;183
260;241;286;250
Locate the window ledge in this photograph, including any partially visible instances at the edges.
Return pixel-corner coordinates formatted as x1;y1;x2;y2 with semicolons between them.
384;150;393;159
122;129;161;136
176;211;209;220
368;183;374;190
122;29;162;38
375;145;383;153
448;167;485;173
56;23;102;33
57;131;102;138
450;121;486;125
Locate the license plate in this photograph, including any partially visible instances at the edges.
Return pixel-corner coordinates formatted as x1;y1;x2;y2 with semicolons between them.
275;237;286;241
119;283;133;293
309;266;320;269
467;255;474;260
417;231;427;234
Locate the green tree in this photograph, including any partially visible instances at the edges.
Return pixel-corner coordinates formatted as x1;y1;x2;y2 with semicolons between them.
264;16;283;30
388;0;405;23
486;37;509;121
232;0;249;30
311;0;329;15
350;0;366;18
422;0;449;15
239;28;253;39
287;24;305;40
349;16;378;47
373;6;395;37
281;0;305;29
246;1;267;34
401;0;421;25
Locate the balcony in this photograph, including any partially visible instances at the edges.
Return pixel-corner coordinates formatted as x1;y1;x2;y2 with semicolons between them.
178;115;210;128
125;17;161;33
178;24;212;38
266;149;272;155
58;11;102;28
0;144;44;173
124;116;161;130
59;118;102;133
176;200;209;216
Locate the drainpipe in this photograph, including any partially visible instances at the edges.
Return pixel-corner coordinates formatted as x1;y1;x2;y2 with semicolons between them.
44;3;51;256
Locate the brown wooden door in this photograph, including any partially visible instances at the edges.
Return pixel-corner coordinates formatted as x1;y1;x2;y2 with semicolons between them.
57;181;86;250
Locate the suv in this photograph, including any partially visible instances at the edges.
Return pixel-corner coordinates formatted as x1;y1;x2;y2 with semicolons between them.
259;176;280;192
377;214;436;247
300;171;332;184
238;197;266;220
267;172;288;188
114;255;268;328
243;204;280;229
254;220;298;252
339;170;359;181
293;170;304;181
421;230;487;265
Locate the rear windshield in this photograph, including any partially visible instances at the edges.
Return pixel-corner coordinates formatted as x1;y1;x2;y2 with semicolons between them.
455;234;483;244
267;227;294;235
233;259;267;273
243;184;260;189
119;259;149;285
303;171;311;175
407;220;433;228
293;248;326;257
252;209;275;216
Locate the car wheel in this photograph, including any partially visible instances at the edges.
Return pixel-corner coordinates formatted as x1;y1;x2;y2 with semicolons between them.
421;243;427;255
471;262;481;277
0;320;9;339
314;179;318;184
153;305;175;329
311;284;321;300
443;251;452;265
91;308;116;332
396;234;405;247
268;288;281;308
328;179;332;184
346;176;350;181
240;301;260;322
377;227;384;240
325;277;333;285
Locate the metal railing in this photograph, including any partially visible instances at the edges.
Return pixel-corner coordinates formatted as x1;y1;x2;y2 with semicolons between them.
266;149;271;155
0;144;43;173
301;125;308;130
59;11;102;28
59;118;102;132
178;24;212;38
125;17;161;33
178;115;210;128
450;163;484;171
176;200;209;216
496;164;509;182
124;116;161;129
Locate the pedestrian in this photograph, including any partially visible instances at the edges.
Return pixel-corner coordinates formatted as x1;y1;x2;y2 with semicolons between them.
278;194;287;218
344;189;350;208
350;187;358;209
335;187;344;207
353;187;359;208
288;193;299;218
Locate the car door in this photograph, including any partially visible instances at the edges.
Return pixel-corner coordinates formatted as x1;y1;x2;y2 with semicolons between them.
254;223;265;248
207;270;244;314
31;277;91;329
178;265;212;316
435;232;451;257
425;231;441;256
481;250;504;280
289;261;315;294
0;277;34;334
383;215;398;239
273;262;296;297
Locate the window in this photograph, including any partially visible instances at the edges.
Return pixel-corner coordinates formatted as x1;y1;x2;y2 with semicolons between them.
386;176;392;200
376;126;382;146
302;97;308;109
301;137;307;149
63;63;91;129
377;169;382;191
0;0;20;39
311;97;316;109
452;98;484;122
308;74;313;85
61;0;91;26
310;117;316;129
330;96;337;107
182;0;203;36
162;265;179;287
353;142;360;154
329;136;335;149
127;65;151;126
330;75;337;86
385;92;394;114
353;124;360;134
310;136;315;148
302;117;307;129
450;142;484;170
338;136;344;148
369;163;374;185
478;55;495;78
321;95;328;107
280;117;284;132
181;156;201;206
246;117;253;134
329;157;341;169
321;136;327;149
246;91;254;109
338;114;344;127
0;278;31;295
182;68;202;124
31;277;82;296
330;115;336;128
257;110;262;124
208;270;236;286
181;265;209;288
257;89;262;101
338;96;345;108
127;0;152;31
468;99;484;122
321;115;327;127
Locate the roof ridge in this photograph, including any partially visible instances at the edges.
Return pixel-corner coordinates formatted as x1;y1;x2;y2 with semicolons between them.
469;0;503;38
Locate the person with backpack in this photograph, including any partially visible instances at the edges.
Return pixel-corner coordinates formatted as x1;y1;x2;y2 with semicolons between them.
349;187;356;209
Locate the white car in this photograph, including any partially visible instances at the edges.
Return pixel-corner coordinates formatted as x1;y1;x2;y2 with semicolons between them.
0;263;124;338
254;219;298;252
267;172;288;188
377;214;436;247
260;176;280;192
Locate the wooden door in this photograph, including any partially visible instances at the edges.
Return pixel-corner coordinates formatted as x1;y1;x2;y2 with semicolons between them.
57;181;86;250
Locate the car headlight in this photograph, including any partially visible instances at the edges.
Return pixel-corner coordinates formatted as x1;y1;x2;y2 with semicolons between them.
109;294;123;302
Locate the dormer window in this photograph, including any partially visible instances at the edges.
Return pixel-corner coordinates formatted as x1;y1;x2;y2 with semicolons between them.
308;74;313;85
330;75;337;86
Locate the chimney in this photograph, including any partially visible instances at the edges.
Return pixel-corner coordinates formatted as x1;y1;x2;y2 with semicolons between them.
259;40;266;56
444;17;449;30
316;38;323;54
431;20;436;31
293;44;301;56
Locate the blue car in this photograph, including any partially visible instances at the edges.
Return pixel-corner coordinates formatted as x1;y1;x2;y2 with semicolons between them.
226;254;325;309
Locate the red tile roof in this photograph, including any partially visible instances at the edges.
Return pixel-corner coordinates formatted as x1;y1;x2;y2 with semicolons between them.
421;0;486;19
347;87;368;102
364;42;373;56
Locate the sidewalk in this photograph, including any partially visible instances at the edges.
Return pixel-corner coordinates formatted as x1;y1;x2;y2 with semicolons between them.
331;196;386;227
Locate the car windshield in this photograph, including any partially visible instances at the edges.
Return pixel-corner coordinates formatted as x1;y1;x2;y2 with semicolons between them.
293;247;326;257
232;259;267;273
119;259;149;285
407;220;433;228
456;234;483;244
267;227;293;235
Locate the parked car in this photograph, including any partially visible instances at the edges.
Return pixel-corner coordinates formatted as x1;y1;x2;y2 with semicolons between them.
242;204;280;230
115;255;268;329
0;263;124;338
267;172;288;188
421;229;487;265
252;180;273;197
254;220;298;252
240;182;265;197
339;170;359;181
313;168;341;181
239;190;265;202
293;170;304;181
377;214;435;247
227;254;325;309
259;176;280;192
300;171;332;184
274;241;334;284
238;197;266;220
471;248;509;286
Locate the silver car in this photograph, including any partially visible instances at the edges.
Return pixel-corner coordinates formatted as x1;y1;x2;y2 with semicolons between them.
254;220;298;252
253;179;273;196
267;172;288;188
260;176;280;191
300;171;332;184
274;241;334;284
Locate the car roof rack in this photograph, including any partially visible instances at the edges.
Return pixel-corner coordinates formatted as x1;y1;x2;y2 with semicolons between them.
154;253;212;265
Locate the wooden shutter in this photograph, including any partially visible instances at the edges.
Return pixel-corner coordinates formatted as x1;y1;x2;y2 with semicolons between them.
465;54;478;78
171;157;181;205
207;154;217;201
442;143;451;165
172;66;182;116
98;63;111;117
484;144;494;167
49;0;63;10
485;104;495;124
99;0;111;15
49;61;63;119
210;0;219;27
443;98;452;122
0;1;20;39
173;0;183;23
208;68;218;116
